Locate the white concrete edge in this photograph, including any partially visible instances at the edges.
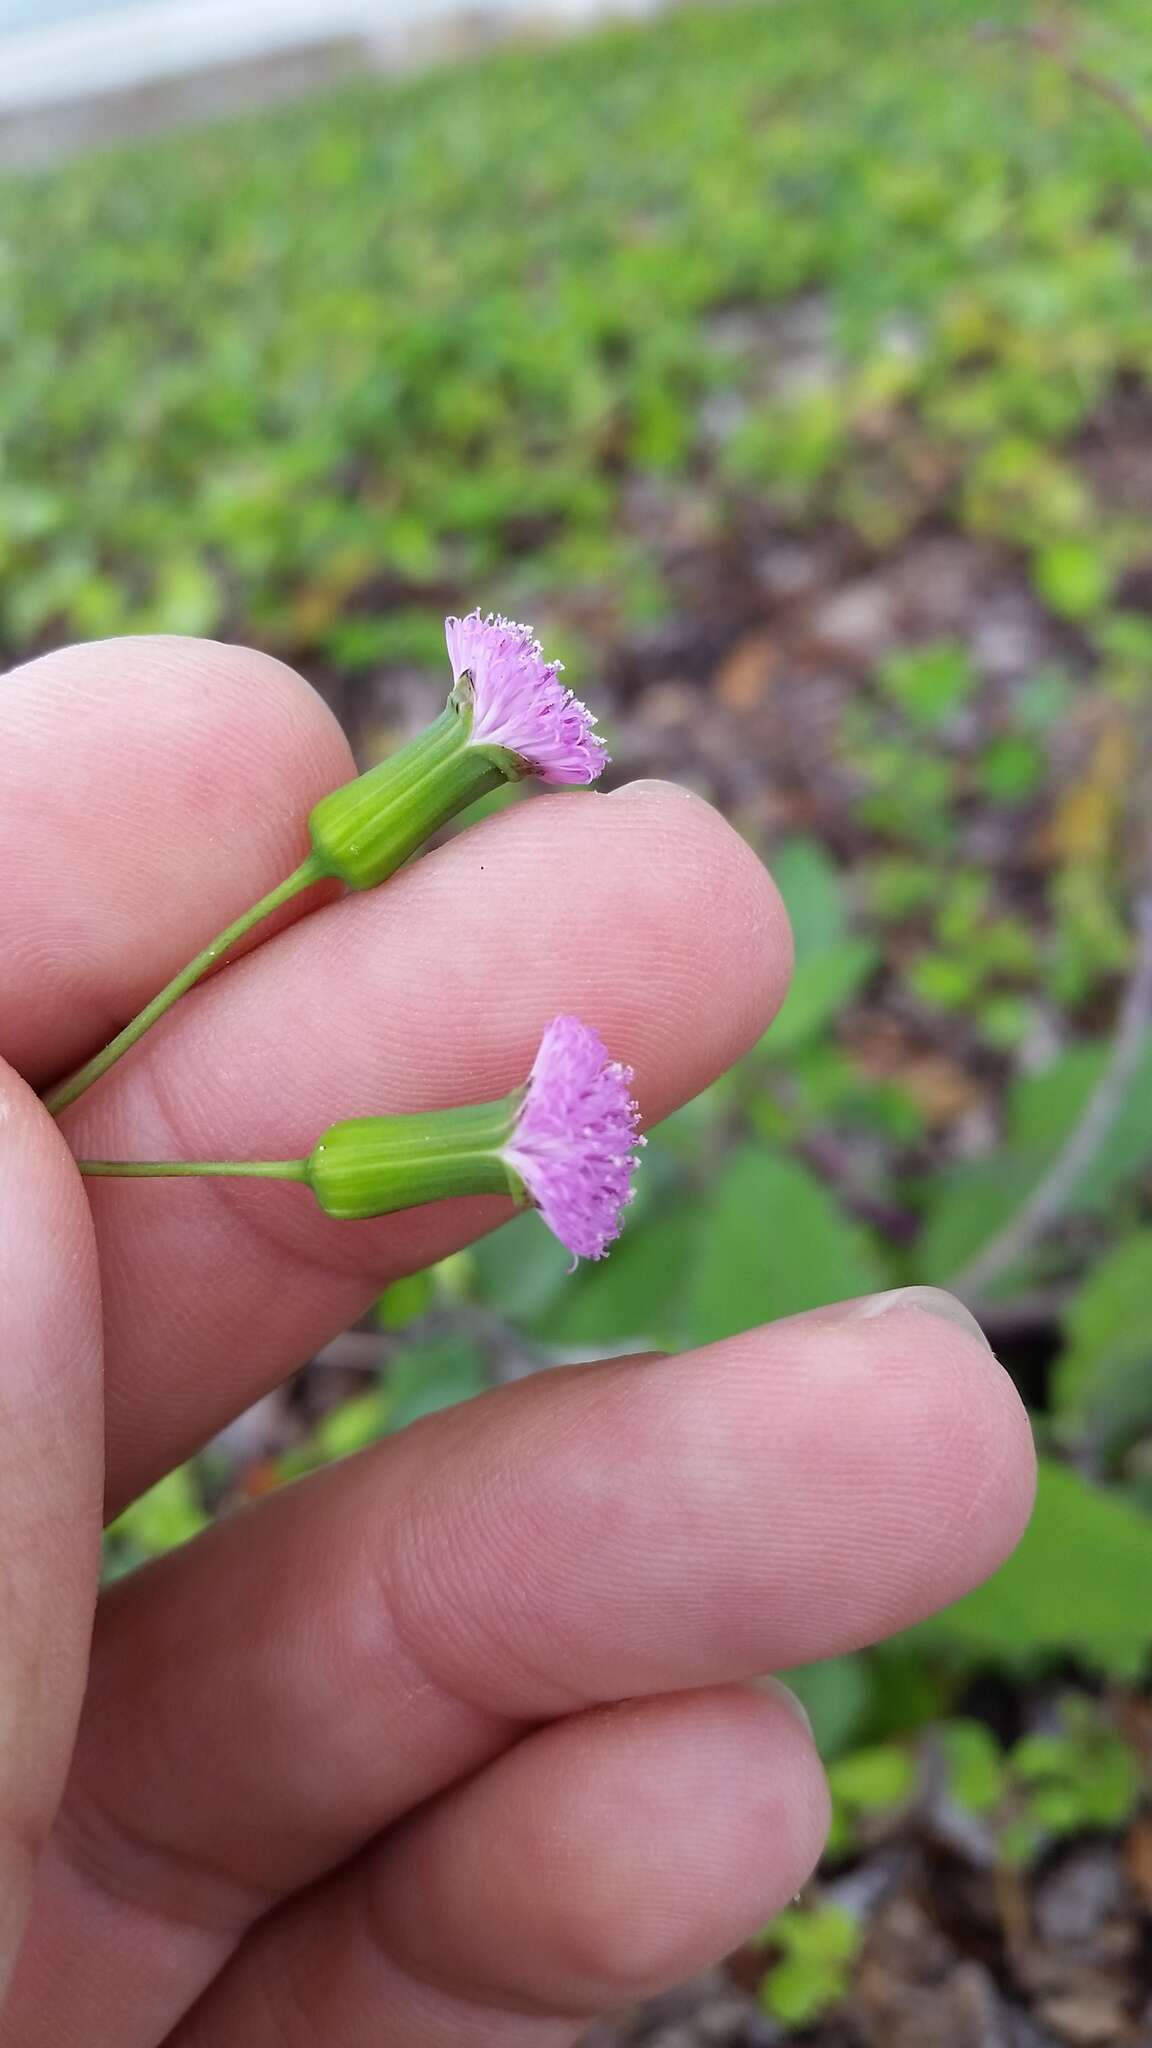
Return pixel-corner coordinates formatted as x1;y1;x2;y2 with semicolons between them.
0;0;663;115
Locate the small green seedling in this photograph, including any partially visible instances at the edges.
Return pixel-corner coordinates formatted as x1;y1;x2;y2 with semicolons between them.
756;1901;862;2028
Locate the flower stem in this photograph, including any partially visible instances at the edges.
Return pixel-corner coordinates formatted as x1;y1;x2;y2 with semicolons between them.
77;1159;308;1181
45;854;327;1117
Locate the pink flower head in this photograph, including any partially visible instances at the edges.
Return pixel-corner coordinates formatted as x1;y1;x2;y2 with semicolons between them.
504;1015;643;1262
445;610;608;785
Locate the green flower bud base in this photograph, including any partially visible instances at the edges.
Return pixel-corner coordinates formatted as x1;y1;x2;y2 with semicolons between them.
305;1096;525;1218
307;693;526;893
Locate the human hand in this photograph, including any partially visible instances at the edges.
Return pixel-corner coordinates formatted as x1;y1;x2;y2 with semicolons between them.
0;636;1035;2045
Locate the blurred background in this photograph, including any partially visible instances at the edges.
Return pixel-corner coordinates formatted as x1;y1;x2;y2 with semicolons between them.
4;0;1152;2039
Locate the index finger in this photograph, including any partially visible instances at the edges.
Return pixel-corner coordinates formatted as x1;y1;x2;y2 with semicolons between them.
0;637;352;1086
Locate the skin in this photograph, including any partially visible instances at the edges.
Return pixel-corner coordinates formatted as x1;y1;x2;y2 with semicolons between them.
0;636;1036;2045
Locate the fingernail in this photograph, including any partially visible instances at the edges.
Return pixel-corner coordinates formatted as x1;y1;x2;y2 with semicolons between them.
847;1285;990;1348
753;1675;814;1738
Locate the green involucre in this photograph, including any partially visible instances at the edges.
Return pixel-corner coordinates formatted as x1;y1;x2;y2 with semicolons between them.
305;1094;527;1220
308;696;525;891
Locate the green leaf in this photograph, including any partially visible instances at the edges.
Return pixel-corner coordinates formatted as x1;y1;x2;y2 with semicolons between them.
829;1742;915;1813
979;994;1032;1051
105;1465;208;1561
918;1036;1152;1283
770;1903;860;1966
1010;1706;1142;1836
386;1338;488;1431
909;951;981;1010
980;733;1046;803
140;554;220;637
1027;1783;1085;1832
911;1458;1152;1679
377;1267;436;1330
313;1388;392;1461
535;1207;695;1350
469;1212;573;1323
777;1655;871;1758
686;1148;888;1344
938;1719;1005;1813
1076;1743;1142;1828
1052;1230;1152;1435
770;838;848;965
865;1640;952;1737
877;640;975;727
759;1907;859;2026
864;856;941;922
765;939;878;1055
1034;540;1113;620
917;1154;1039;1279
1014;1037;1152;1211
1010;1734;1068;1782
761;1953;846;2028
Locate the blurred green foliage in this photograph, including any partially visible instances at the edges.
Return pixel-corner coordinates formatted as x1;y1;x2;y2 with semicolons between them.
820;1695;1144;1871
4;0;1152;656
104;1464;209;1578
753;1690;1142;2025
14;0;1150;1931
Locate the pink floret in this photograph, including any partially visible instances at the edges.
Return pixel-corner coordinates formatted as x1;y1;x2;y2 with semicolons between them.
504;1015;643;1262
445;610;608;786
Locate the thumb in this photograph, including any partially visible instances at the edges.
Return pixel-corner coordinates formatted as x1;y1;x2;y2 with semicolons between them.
0;1061;102;1998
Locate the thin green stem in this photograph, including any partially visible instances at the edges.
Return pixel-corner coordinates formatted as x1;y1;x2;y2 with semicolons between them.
46;853;328;1117
77;1159;308;1181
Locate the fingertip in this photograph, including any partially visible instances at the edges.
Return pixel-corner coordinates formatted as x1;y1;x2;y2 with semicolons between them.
0;1054;87;1213
918;1309;1038;1581
605;777;793;1054
609;1304;1038;1664
544;1686;830;2001
778;1301;1038;1604
374;1682;830;2015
